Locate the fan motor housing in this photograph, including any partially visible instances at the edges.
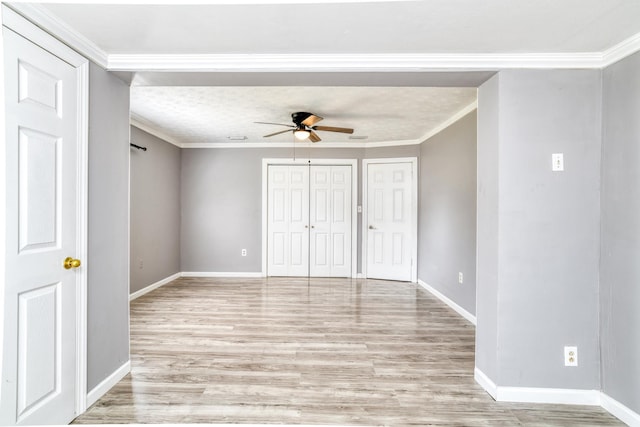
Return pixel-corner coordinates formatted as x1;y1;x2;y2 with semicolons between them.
291;112;313;125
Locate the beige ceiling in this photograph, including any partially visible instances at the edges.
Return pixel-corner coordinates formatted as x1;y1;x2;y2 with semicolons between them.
17;1;640;147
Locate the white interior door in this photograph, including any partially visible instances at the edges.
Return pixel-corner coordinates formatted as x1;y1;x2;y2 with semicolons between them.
309;166;352;277
267;165;309;277
1;28;81;425
365;161;415;282
267;164;352;278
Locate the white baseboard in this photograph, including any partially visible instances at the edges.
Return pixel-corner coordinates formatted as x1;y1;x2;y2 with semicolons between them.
498;386;600;406
474;367;498;400
601;392;640;426
475;366;599;405
129;272;181;301
86;360;130;408
418;279;476;325
181;271;263;278
474;365;640;425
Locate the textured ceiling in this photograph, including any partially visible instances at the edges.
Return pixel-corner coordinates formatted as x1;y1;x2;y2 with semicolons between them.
130;86;477;144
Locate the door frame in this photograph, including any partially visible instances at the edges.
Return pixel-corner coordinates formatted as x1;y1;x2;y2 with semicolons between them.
262;158;358;278
0;6;89;416
362;157;418;283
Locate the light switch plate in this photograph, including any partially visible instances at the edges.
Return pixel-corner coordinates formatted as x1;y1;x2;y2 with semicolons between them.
552;153;564;171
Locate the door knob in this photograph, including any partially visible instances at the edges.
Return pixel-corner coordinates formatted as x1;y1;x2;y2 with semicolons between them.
63;257;82;270
369;225;376;230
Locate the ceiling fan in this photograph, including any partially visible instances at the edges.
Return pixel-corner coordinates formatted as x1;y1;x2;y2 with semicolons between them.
256;112;354;142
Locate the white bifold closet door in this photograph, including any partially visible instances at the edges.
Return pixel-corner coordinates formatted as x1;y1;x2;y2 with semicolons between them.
309;166;352;277
267;165;310;277
267;165;352;277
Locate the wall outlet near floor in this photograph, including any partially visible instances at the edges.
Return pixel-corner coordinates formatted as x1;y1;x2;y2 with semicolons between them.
138;258;143;269
564;346;578;366
241;249;247;257
458;272;463;284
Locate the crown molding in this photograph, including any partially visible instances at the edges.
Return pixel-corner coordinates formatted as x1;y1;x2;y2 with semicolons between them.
7;3;109;68
107;52;608;72
419;100;477;142
182;141;373;149
130;116;184;148
8;4;640;71
130;101;477;149
602;32;640;68
15;0;412;3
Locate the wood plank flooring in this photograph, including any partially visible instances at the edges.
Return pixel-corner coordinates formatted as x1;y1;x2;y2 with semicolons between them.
73;277;623;426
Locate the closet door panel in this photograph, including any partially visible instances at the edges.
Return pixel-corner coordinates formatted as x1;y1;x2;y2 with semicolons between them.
268;164;351;278
267;165;309;276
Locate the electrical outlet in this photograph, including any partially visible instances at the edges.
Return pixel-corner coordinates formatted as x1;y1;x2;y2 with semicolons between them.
458;272;463;284
138;258;143;269
241;249;247;257
564;346;578;367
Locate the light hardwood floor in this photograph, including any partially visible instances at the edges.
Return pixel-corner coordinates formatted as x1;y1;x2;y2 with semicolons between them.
73;277;623;426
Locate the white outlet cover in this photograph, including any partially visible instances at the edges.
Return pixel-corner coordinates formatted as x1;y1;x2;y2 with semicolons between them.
458;272;463;284
564;346;578;366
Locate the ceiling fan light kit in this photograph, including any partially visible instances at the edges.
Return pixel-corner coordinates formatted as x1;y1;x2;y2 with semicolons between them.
294;128;311;140
256;111;354;142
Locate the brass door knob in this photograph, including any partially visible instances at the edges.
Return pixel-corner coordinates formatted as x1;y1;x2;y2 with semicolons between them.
63;257;82;270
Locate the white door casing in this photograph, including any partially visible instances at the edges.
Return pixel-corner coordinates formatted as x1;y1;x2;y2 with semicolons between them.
263;159;357;278
363;158;417;282
309;165;352;277
1;7;88;425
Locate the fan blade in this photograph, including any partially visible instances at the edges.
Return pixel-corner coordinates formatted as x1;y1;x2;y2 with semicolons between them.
301;114;323;127
254;121;295;128
312;125;354;134
264;129;293;138
308;130;321;143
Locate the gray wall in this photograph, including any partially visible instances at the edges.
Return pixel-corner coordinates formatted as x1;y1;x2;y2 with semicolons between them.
87;63;130;391
498;70;602;389
180;145;425;274
130;127;181;293
418;111;477;316
365;144;420;159
180;147;366;273
600;51;640;413
476;70;602;389
475;74;500;381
